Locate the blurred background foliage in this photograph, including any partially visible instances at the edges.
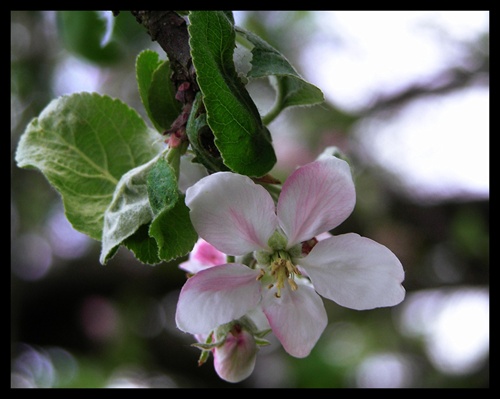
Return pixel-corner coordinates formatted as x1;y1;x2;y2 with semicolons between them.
11;11;489;388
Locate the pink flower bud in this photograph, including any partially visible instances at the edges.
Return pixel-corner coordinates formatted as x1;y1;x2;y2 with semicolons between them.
213;324;259;383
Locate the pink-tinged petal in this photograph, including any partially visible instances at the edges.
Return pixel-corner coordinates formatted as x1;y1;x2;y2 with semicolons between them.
301;233;406;310
175;264;262;334
213;328;258;383
277;156;355;246
179;238;226;274
185;172;278;255
261;282;327;358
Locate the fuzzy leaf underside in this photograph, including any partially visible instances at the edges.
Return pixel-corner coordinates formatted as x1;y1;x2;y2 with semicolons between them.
15;93;162;241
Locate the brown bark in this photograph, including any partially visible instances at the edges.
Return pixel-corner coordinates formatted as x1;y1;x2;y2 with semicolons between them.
130;11;198;104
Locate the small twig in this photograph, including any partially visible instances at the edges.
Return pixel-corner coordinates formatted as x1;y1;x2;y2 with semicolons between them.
129;11;198;103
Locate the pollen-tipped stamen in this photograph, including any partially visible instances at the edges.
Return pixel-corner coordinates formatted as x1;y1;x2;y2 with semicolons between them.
256;268;265;281
268;255;300;298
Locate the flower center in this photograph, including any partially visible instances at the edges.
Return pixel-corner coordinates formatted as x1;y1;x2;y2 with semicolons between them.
254;230;304;298
269;254;302;298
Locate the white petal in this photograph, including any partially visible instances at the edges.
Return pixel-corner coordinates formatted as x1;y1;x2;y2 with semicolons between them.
261;282;327;358
277;156;355;246
175;264;262;334
301;233;406;310
185;172;278;255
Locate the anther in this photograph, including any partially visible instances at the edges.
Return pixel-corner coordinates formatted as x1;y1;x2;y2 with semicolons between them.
256;269;265;281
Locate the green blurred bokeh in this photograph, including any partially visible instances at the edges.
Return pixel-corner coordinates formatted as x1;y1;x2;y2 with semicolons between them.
11;11;489;388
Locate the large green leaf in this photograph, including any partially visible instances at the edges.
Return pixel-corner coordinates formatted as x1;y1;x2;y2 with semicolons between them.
188;11;276;177
15;93;162;241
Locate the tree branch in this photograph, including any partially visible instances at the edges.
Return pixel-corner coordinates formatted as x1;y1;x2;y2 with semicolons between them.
126;11;200;146
368;57;488;115
130;11;198;103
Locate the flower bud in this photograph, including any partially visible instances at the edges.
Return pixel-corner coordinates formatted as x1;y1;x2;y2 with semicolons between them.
212;324;259;383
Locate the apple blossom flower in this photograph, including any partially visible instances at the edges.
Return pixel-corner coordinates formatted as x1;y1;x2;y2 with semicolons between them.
178;239;272;382
176;153;405;358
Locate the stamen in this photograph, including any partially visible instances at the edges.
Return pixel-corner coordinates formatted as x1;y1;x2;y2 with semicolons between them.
268;254;301;298
256;268;265;281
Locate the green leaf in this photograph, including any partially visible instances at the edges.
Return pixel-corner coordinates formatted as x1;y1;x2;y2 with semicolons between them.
149;195;198;262
123;223;162;265
136;50;163;128
101;148;195;264
136;50;181;132
223;11;235;24
188;11;276;177
186;92;229;173
100;149;192;265
56;11;122;64
148;60;182;131
100;154;161;264
147;157;179;215
235;27;324;121
15;93;162;241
